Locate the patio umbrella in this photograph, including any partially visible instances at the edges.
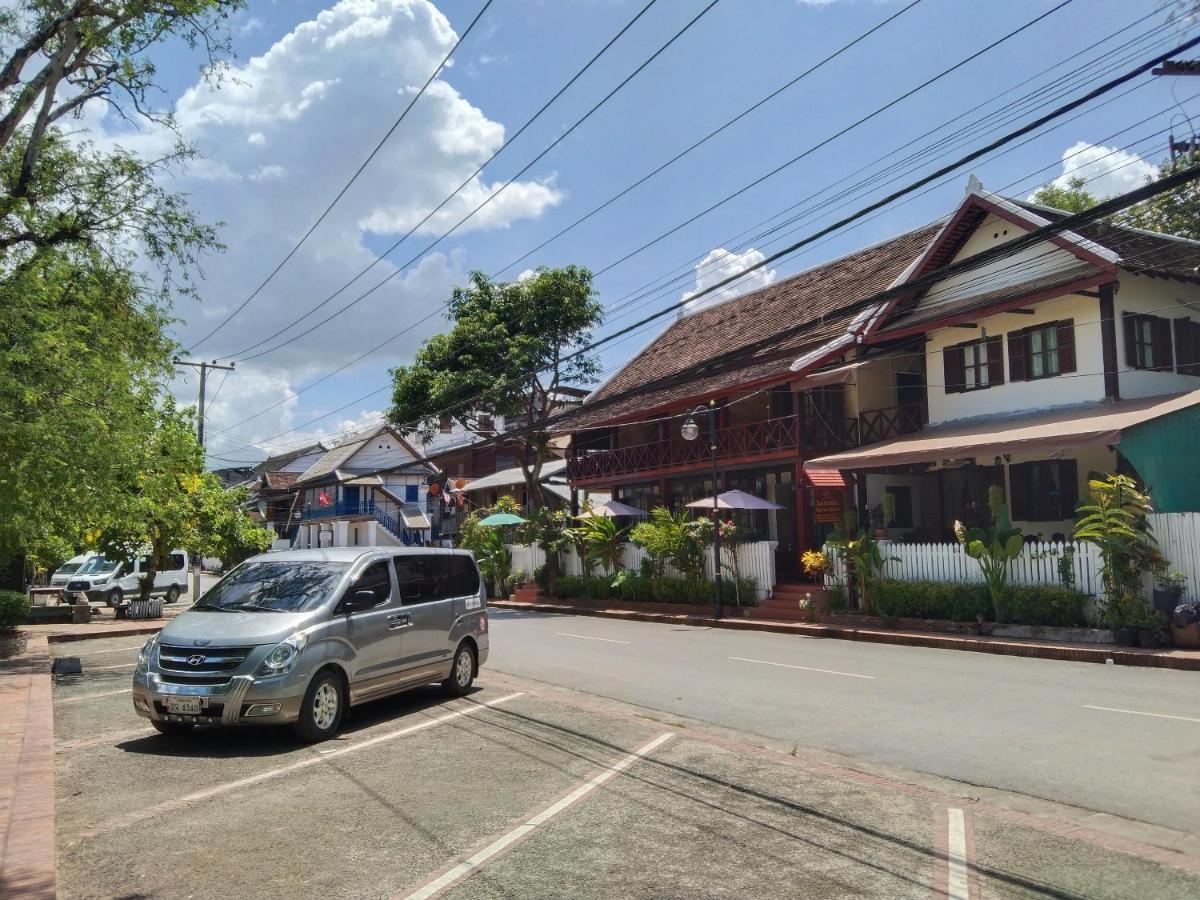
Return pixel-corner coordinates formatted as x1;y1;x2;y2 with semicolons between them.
686;489;784;511
577;500;647;518
478;512;526;526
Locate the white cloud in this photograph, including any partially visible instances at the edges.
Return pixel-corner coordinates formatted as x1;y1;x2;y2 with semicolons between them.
515;268;537;282
681;247;777;313
237;16;265;36
1044;141;1157;200
86;0;566;456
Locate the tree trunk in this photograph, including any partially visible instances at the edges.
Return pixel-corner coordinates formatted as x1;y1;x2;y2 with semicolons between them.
139;537;163;602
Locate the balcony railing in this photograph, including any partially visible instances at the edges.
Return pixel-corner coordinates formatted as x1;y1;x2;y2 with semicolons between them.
567;403;926;484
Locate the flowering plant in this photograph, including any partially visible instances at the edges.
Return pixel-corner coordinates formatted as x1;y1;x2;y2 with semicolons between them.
801;549;831;578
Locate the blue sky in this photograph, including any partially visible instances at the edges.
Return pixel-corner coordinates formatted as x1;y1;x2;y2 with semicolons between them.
95;0;1193;465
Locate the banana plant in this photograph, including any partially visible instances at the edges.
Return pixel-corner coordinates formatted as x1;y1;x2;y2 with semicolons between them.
955;485;1023;609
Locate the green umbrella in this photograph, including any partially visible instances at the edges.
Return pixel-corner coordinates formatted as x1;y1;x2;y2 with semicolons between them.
478;512;526;526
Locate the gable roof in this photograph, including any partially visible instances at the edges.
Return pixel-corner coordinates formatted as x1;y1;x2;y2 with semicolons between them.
295;424;436;485
554;223;942;431
252;442;327;476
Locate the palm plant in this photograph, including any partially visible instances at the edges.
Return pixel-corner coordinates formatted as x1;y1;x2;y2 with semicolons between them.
573;515;628;576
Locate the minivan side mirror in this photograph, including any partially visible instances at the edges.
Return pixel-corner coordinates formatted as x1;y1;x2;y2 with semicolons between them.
341;590;379;613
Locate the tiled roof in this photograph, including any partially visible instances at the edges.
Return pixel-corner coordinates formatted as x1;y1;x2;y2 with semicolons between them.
263;471;299;491
555;223;942;431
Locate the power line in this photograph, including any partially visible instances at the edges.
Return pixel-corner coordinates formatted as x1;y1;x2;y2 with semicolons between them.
185;0;497;353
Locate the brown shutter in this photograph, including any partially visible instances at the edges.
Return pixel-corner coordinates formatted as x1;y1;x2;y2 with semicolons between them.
1008;329;1027;381
1123;312;1138;368
1059;459;1079;518
986;336;1005;386
1176;318;1200;377
1056;319;1076;374
1154;316;1175;372
943;345;965;393
1009;462;1031;520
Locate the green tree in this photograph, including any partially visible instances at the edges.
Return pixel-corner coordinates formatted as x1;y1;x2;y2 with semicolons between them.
390;267;602;510
97;401;271;600
572;515;628;577
1073;474;1157;624
1123;159;1200;241
1030;176;1099;214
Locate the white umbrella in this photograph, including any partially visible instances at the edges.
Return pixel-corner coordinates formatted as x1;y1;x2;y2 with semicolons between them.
577;500;647;518
686;489;783;511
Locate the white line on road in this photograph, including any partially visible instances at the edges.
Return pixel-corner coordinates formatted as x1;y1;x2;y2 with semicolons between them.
947;807;970;900
77;693;524;840
729;656;875;680
55;687;131;704
401;731;675;900
555;632;631;644
1083;704;1200;724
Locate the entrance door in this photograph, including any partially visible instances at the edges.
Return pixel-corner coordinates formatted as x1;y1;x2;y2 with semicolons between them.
342;484;360;514
770;468;798;580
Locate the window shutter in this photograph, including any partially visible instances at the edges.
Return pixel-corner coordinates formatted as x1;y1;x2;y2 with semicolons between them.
1059;459;1079;518
986;336;1005;386
1176;318;1200;377
943;345;965;393
1122;312;1138;368
1009;463;1031;521
1056;319;1076;374
1008;330;1027;381
1154;316;1175;372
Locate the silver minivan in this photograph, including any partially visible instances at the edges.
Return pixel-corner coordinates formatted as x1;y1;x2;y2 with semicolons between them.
131;547;489;741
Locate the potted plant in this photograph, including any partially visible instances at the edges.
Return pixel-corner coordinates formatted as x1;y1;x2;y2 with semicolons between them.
1103;590;1143;646
801;549;832;584
1133;603;1170;649
869;493;896;539
1152;566;1186;618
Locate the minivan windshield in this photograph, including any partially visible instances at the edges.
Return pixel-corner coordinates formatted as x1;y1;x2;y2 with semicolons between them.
194;561;350;613
77;557;119;575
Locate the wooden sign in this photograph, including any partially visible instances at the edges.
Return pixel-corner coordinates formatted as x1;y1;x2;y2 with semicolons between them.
813;488;843;524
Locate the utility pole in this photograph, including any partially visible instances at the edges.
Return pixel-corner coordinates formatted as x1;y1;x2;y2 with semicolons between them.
172;357;234;603
173;357;235;448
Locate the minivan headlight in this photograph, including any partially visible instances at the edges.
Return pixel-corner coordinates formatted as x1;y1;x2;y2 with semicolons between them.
256;633;309;677
135;636;157;674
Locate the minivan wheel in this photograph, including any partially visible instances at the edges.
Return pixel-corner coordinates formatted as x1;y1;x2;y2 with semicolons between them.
443;642;476;697
152;720;194;736
107;588;123;607
165;584;180;604
293;670;344;742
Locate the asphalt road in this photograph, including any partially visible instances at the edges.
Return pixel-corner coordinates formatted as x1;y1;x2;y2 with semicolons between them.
485;609;1200;835
49;632;1200;899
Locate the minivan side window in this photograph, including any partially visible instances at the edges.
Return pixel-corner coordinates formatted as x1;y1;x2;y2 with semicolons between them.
349;560;392;604
448;555;480;597
167;553;186;572
393;555;447;605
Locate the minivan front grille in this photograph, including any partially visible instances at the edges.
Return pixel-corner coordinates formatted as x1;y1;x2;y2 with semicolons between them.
158;644;254;674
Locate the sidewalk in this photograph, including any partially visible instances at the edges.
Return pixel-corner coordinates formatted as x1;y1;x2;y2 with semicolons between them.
490;599;1200;671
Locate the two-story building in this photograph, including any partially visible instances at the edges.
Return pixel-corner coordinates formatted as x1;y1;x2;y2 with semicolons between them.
556;178;1200;580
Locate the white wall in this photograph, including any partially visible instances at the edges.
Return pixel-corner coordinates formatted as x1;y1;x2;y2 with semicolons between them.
1114;274;1200;399
345;429;419;473
925;293;1105;424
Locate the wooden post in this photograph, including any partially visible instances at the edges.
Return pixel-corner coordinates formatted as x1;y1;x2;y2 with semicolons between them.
1099;280;1120;400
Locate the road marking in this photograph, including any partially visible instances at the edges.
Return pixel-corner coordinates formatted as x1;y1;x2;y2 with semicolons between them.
401;731;674;900
947;807;970;900
54;687;131;704
76;692;524;840
1083;704;1200;724
555;632;631;644
729;656;875;680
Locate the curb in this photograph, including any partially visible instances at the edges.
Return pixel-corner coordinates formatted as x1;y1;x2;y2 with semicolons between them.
45;625;163;644
489;600;1200;671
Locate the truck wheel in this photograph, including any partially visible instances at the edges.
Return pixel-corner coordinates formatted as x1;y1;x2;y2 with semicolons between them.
165;584;180;604
292;670;344;742
107;588;123;607
443;642;476;697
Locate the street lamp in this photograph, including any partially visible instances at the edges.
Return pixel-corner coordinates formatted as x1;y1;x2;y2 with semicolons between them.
681;399;723;618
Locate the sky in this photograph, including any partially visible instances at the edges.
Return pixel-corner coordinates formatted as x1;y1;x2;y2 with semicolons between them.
79;0;1195;466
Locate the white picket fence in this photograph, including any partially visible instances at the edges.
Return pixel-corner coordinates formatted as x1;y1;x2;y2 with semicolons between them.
873;540;1104;597
506;541;777;602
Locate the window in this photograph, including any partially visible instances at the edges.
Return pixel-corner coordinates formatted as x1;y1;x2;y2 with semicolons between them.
349;560;392;604
943;336;1003;393
393;554;446;604
1174;317;1200;377
448;555;480;597
197;561;352;613
405;484;419;503
884;486;913;529
439;414;454;433
166;553;186;572
1009;460;1078;521
476;415;495;433
1008;320;1075;381
1123;312;1173;371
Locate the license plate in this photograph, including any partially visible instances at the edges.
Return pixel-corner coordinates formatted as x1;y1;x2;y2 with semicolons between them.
166;696;204;715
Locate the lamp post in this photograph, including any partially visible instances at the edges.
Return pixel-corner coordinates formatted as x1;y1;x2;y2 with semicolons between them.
682;399;723;619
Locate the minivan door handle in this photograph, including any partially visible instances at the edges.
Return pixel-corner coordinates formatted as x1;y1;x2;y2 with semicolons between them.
387;612;412;630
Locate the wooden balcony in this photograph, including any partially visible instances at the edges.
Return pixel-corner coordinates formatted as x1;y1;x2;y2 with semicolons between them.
567;404;924;486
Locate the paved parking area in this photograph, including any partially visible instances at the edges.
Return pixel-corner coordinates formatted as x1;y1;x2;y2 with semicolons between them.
50;635;1200;899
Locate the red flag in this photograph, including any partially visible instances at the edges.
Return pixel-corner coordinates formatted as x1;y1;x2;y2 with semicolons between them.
317;490;332;508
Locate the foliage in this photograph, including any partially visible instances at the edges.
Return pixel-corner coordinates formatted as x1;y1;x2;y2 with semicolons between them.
1073;475;1157;613
533;563;549;592
801;549;831;579
1056;544;1076;588
1154;568;1187;596
457;496;521;555
473;529;512;599
955;486;1023;611
873;581;992;623
517;505;570;593
826;584;848;613
571;515;628;576
994;585;1089;628
1030;176;1100;214
0;589;30;631
553;574;757;607
630;506;708;582
94;400;271;600
869;493;896;532
390;267;603;509
827;515;893;614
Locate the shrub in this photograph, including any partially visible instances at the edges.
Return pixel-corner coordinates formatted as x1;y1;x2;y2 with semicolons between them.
996;585;1089;627
872;581;991;622
827;584;848;613
533;564;549;592
0;590;30;632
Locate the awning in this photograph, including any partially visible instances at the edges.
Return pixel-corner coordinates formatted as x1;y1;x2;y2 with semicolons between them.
344;475;383;487
805;390;1200;471
453;458;568;492
804;468;847;487
400;505;431;529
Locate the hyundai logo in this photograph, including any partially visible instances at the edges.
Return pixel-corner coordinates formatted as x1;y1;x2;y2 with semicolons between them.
186;654;206;667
